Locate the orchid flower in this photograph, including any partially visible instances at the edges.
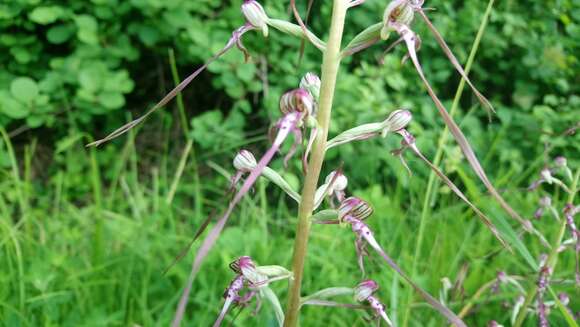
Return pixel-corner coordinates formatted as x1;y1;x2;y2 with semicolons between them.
354;280;392;326
212;256;291;327
338;197;467;326
326;109;412;150
172;95;308;326
313;170;348;209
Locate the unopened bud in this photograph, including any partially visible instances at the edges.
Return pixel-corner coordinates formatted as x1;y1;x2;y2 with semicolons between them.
554;156;567;168
354;279;379;302
280;88;314;116
233;150;257;172
386;109;412;133
381;0;415;40
339;197;373;222
299;72;321;100
558;293;570;306
241;0;269;37
539;196;551;208
540;168;553;184
325;171;348;192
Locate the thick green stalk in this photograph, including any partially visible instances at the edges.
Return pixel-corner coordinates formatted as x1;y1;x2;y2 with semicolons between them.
513;170;579;327
283;1;348;326
404;0;495;325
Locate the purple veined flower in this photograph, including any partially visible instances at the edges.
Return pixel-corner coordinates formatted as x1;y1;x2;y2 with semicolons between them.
392;128;511;247
325;171;348;205
354;280;392;326
241;0;270;37
338;196;373;223
338;198;467;326
488;321;504;327
213;274;249;327
172;109;305;326
230;150;258;192
213;256;290;326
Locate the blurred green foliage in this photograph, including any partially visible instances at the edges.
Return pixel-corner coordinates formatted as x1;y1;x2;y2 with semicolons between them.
0;0;579;326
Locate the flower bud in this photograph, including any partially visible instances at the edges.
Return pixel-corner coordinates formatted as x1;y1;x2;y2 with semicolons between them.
299;72;321;100
279;88;314;116
233;150;257;172
354;279;379;302
539;196;551;208
325;171;348;192
554;156;567;168
339;197;373;222
540;168;553;184
381;0;415;40
558;293;570;306
386;109;412;133
241;0;269;37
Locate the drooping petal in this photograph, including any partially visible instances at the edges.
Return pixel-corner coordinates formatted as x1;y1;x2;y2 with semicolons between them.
396;130;509;249
88;25;255;147
392;23;527;230
212;298;236;327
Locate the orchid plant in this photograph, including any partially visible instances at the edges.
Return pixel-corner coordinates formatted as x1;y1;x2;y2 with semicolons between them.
88;0;537;325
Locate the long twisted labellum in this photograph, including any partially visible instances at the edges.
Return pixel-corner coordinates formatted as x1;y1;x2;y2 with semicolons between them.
361;230;467;327
88;25;254;147
171;112;302;327
394;23;526;229
403;137;510;249
416;10;495;116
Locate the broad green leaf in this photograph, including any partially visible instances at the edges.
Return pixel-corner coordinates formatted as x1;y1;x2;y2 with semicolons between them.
47;24;75;44
0;94;29;119
29;6;63;25
98;92;124;109
10;77;39;103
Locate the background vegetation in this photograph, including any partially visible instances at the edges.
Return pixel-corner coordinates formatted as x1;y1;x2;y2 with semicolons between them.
1;0;578;326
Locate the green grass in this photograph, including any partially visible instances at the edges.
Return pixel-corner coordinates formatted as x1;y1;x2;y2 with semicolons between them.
1;121;578;326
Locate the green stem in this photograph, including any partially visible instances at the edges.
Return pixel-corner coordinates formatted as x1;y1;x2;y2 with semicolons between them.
404;0;495;325
513;169;580;327
283;1;348;326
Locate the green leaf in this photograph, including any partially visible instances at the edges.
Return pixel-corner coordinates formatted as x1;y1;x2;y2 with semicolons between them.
47;24;75;44
78;67;103;93
10;77;39;103
75;15;99;45
98;92;124;109
29;6;63;25
0;94;29;119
